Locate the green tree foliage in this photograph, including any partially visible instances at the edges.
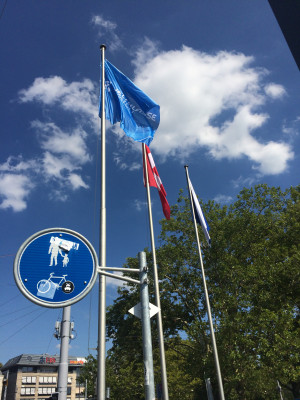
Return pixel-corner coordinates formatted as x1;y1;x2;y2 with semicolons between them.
104;184;299;399
77;354;97;397
105;339;204;400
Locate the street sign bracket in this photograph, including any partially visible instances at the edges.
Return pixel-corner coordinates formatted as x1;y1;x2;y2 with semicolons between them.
97;266;141;285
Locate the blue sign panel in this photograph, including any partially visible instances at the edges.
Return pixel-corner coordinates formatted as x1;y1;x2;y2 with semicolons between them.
14;228;98;308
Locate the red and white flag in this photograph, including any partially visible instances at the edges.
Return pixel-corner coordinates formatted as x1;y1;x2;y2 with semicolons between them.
143;145;171;220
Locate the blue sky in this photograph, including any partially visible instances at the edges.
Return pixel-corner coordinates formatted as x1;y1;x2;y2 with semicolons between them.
0;0;299;364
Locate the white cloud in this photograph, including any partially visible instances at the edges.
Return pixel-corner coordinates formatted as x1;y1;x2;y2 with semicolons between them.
213;194;233;204
0;173;34;212
132;44;294;175
32;121;91;164
264;83;286;99
19;76;67;104
113;153;140;171
231;175;258;189
91;15;123;51
0;156;37;172
207;106;293;174
105;271;127;288
30;121;91;193
42;152;75;180
69;173;89;190
0;158;37;212
132;37;159;73
134;199;147;212
42;152;89;191
2;77;96;211
249;140;292;175
91;15;117;30
0;145;90;209
11;119;92;193
19;76;98;130
5;43;294;214
282;116;300;137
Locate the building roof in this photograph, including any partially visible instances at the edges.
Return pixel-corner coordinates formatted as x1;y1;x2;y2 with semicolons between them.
1;354;86;371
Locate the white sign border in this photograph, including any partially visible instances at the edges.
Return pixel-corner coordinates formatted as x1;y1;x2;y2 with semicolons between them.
14;227;98;308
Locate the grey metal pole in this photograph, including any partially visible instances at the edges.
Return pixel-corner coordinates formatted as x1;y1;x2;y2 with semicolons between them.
184;165;225;400
206;378;215;400
139;252;156;400
57;306;71;400
142;143;169;400
277;381;284;400
98;44;107;400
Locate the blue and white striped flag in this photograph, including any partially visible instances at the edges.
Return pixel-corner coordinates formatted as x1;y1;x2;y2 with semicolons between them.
189;178;211;246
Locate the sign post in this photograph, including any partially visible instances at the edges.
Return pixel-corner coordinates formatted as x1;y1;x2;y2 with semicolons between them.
14;228;98;400
57;306;71;400
139;252;156;400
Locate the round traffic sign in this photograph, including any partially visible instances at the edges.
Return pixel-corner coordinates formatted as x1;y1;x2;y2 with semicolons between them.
14;228;98;308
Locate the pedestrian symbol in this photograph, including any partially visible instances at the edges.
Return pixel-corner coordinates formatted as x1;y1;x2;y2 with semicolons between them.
48;236;79;267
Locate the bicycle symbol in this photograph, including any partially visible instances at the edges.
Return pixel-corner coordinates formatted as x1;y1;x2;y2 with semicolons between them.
37;273;74;294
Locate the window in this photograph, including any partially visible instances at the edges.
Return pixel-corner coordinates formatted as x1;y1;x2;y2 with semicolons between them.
67;377;72;384
39;377;57;384
39;367;56;373
22;377;36;384
20;388;35;395
22;367;35;373
38;387;56;395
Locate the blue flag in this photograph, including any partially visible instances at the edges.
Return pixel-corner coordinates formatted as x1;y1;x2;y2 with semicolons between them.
189;178;211;246
99;60;160;146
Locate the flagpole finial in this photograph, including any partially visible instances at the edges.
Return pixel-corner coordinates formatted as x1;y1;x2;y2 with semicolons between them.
184;165;189;169
100;44;106;50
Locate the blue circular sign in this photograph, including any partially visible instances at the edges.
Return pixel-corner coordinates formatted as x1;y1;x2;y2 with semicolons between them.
14;228;98;308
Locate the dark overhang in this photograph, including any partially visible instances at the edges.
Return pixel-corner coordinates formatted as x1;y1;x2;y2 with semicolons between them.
268;0;300;70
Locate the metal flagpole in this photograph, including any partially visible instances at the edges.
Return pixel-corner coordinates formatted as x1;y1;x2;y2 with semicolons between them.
184;165;225;400
142;143;169;400
98;44;106;400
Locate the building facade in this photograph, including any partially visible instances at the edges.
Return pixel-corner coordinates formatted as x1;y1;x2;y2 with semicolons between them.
1;355;86;400
0;373;4;400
